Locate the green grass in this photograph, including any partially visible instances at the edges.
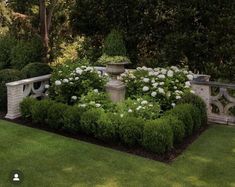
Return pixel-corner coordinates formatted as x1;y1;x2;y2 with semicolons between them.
0;120;234;187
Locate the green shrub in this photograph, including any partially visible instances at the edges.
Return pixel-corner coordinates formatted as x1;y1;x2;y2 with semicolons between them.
143;119;173;154
10;37;43;70
47;102;69;130
186;104;202;131
118;116;145;147
0;69;24;111
21;63;52;78
161;115;185;144
179;93;207;126
166;104;194;137
0;35;16;69
103;29;126;56
80;108;105;135
20;97;37;118
63;106;84;133
96;112;116;141
31;99;55;125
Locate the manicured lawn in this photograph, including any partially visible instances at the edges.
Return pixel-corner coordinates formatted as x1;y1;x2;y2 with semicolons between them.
0;120;234;187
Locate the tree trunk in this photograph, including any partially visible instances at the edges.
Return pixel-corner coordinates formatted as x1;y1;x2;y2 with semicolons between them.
39;0;49;62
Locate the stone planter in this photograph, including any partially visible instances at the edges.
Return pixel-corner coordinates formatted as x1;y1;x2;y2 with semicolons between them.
105;62;128;103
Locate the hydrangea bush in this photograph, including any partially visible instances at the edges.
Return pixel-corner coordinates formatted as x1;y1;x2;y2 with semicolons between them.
49;64;108;104
120;66;195;110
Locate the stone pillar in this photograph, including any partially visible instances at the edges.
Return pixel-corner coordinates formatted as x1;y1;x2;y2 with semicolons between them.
106;80;125;103
5;84;24;119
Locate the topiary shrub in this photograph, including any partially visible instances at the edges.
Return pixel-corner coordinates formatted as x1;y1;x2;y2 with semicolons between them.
47;102;69;130
80;108;105;135
31;99;55;125
63;106;84;133
165;104;194;137
161;115;185;144
118;116;145;147
186;104;202;131
143;119;173;154
21;62;52;78
0;35;16;69
10;37;43;70
103;29;126;56
20;97;37;118
179;93;207;126
96;112;117;141
0;69;24;111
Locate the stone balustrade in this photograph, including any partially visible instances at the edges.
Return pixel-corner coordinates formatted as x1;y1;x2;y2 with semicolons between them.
191;80;235;126
5;74;51;119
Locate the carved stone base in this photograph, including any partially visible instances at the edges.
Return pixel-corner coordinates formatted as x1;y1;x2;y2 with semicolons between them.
106;80;126;103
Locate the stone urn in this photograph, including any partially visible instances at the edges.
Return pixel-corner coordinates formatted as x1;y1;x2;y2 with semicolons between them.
193;74;211;82
105;62;128;103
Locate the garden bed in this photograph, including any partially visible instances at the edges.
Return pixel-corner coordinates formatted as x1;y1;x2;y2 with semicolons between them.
0;113;208;163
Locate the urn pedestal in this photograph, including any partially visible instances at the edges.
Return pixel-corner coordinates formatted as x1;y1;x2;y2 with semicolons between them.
105;62;127;103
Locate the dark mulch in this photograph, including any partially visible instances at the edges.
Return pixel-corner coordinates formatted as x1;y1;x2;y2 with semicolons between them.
0;112;209;163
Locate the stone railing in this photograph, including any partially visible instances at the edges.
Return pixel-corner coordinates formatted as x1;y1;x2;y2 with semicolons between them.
191;80;235;126
5;74;51;119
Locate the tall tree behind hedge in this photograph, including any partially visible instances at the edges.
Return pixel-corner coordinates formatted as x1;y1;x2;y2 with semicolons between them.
71;0;235;80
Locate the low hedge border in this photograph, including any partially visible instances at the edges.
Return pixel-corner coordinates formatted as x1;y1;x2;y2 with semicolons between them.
20;93;206;155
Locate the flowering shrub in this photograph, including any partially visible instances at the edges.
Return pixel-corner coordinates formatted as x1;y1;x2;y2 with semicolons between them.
49;64;108;104
78;90;115;111
116;98;161;120
120;66;195;110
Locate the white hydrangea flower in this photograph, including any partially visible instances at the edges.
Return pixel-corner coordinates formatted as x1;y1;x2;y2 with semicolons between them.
55;80;62;86
175;79;179;83
166;91;171;97
93;89;99;93
141;100;148;105
171;103;176;107
161;69;167;74
143;78;150;83
176;95;181;100
69;78;73;81
158;88;165;94
80;104;86;108
75;77;79;80
63;79;69;83
190;90;195;94
70;82;74;85
185;81;191;87
158;74;166;79
174;86;177;89
167;70;174;77
95;103;101;108
120;114;124;118
151;91;157;97
76;69;83;75
159;82;164;86
153;72;159;76
128;109;133;113
90;101;95;105
71;96;77;100
187;74;194;81
45;84;50;89
152;83;159;88
136;106;142;111
58;71;62;74
151;79;155;83
148;72;154;76
143;86;149;92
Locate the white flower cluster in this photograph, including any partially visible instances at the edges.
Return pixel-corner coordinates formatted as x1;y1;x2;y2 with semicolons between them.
121;66;195;109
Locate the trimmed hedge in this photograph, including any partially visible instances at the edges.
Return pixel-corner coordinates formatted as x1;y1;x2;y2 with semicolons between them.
21;63;52;78
161;115;185;144
166;104;194;137
63;106;84;133
118;116;145;147
20;97;37;118
96;112;116;141
80;108;105;135
179;93;207;126
31;99;55;124
0;69;24;111
47;103;69;130
143;119;173;154
20;98;204;155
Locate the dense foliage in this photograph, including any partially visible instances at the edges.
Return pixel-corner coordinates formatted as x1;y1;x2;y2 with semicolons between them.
71;0;235;81
21;62;52;78
0;69;24;111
